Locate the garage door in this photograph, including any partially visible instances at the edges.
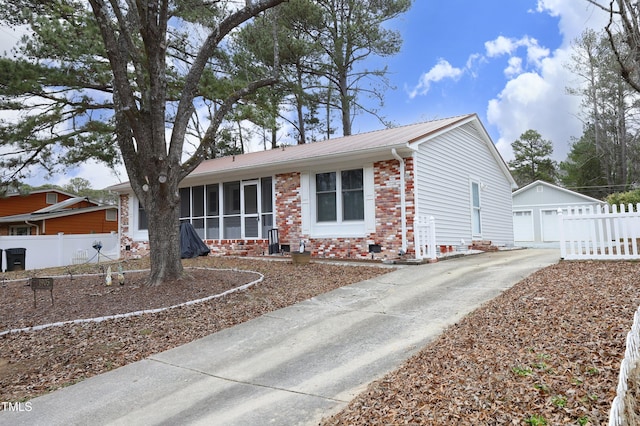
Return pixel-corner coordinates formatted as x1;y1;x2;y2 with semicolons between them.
513;211;534;241
541;210;560;241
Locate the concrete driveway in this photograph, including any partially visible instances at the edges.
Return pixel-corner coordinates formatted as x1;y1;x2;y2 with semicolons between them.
0;249;559;426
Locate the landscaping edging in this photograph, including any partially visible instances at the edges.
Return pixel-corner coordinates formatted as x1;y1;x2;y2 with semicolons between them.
0;267;263;337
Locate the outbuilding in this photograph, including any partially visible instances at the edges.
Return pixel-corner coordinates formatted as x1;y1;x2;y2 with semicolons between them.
512;180;604;243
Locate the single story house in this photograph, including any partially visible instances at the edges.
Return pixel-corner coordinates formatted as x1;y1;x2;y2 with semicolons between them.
110;113;517;260
0;189;118;236
512;180;604;243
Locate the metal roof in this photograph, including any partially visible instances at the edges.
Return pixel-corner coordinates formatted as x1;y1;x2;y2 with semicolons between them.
108;113;515;191
188;115;473;176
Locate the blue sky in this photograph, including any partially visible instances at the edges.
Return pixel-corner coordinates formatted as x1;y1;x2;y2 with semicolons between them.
0;1;610;189
357;0;608;165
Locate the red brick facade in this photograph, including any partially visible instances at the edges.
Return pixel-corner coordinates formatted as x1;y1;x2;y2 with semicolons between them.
275;172;302;250
372;158;415;257
119;158;417;260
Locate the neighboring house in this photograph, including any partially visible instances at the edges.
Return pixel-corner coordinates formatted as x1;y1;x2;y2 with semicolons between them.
512;180;604;243
110;114;517;259
0;189;118;236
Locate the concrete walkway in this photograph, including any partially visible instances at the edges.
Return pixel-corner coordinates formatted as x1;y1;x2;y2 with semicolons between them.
0;249;559;426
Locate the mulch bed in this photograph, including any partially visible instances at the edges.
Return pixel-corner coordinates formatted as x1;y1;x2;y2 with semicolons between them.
0;256;390;402
1;268;258;331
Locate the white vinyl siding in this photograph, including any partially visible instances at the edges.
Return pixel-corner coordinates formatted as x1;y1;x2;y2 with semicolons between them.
414;123;514;246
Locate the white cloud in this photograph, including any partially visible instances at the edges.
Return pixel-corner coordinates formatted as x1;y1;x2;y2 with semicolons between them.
526;41;550;67
536;0;606;47
408;59;464;99
485;35;519;57
487;2;609;164
484;35;550;70
504;57;523;78
488;49;582;163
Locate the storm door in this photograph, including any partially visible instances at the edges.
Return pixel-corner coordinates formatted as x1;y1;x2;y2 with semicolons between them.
242;181;260;238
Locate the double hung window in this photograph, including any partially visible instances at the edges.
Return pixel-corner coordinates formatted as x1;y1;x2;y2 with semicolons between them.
315;169;364;223
471;181;482;236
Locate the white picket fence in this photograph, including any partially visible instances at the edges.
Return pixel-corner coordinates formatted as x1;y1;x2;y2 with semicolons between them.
556;204;640;423
0;232;120;271
609;305;640;426
414;216;437;261
558;204;640;260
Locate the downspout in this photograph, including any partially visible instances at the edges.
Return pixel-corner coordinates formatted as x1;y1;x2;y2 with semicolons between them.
25;220;39;235
391;149;407;253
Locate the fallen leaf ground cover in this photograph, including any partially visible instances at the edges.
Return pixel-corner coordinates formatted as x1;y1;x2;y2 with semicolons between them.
0;256;389;402
1;255;639;425
323;261;640;425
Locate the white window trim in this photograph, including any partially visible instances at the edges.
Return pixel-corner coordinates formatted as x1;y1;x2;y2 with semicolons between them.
9;225;32;236
302;165;373;238
470;180;482;238
46;192;58;204
131;196;148;241
105;209;117;221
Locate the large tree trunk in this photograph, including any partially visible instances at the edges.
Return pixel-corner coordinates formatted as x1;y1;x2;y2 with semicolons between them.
89;0;286;286
295;64;307;144
141;180;183;286
339;72;351;136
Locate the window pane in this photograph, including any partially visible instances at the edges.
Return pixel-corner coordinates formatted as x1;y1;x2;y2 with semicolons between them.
317;193;337;222
138;203;148;230
223;182;240;214
261;214;273;237
245;216;259;238
473;209;481;234
193;218;205;238
343;191;364;220
192;186;205;217
223;216;241;238
207;184;219;216
316;172;336;192
261;177;272;213
472;183;480;208
341;169;363;189
206;217;219;239
179;187;190;218
244;184;258;215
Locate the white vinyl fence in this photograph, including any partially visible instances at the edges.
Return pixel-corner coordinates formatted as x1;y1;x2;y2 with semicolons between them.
0;232;120;271
558;204;640;260
609;305;640;426
557;204;640;424
414;215;437;261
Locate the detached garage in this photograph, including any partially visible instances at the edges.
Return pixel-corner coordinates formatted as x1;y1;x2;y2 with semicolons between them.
512;180;603;243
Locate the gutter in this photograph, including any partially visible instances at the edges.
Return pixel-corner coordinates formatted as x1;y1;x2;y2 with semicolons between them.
391;148;407;253
25;220;39;235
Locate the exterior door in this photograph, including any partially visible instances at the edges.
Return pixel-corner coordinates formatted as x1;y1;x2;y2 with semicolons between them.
541;209;560;242
513;210;534;241
242;181;259;238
